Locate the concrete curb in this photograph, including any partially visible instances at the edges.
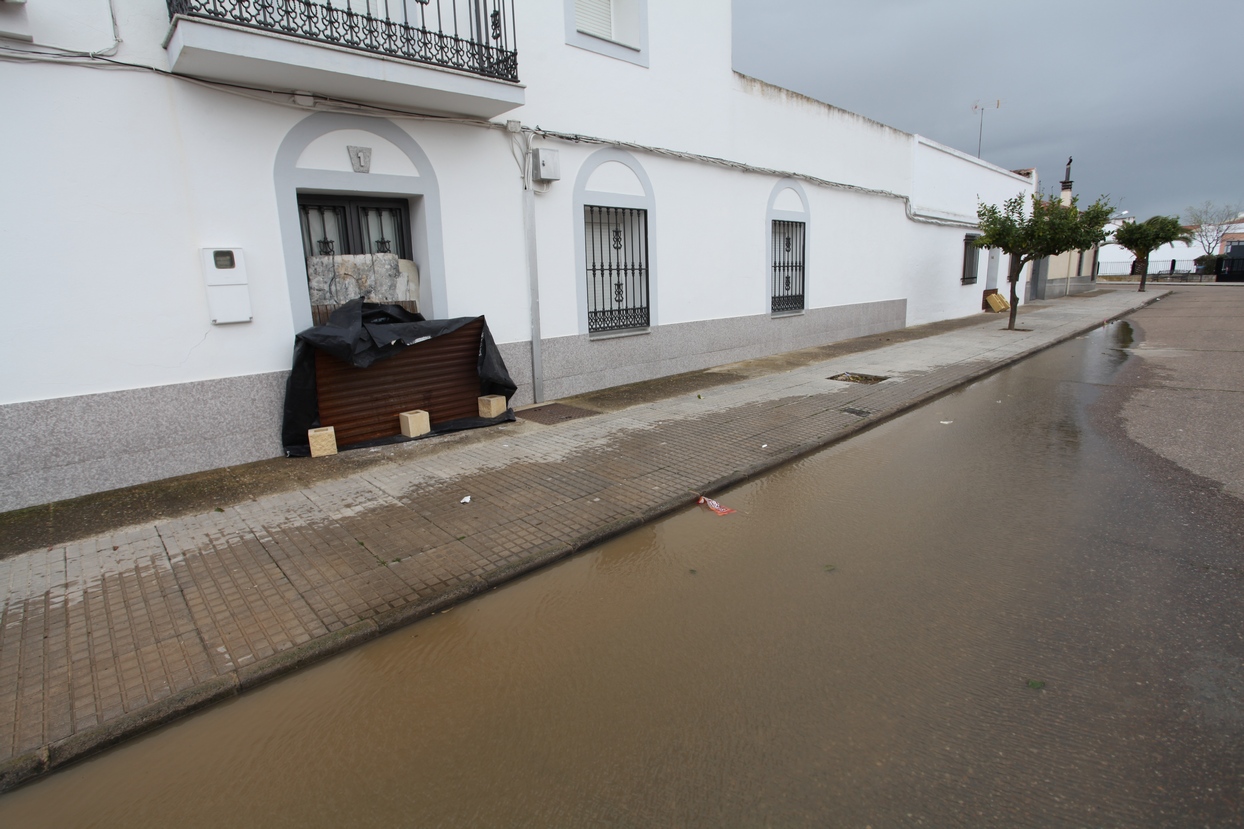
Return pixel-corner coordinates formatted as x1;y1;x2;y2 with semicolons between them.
0;746;48;795
0;674;241;793
0;292;1164;795
374;580;489;633
235;620;380;692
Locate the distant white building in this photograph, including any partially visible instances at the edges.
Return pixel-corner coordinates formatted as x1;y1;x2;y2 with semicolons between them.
1;0;1036;511
1094;212;1244;276
1095;217;1200;275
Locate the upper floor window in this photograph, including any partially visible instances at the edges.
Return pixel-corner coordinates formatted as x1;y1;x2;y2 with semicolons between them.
574;0;640;48
565;0;648;66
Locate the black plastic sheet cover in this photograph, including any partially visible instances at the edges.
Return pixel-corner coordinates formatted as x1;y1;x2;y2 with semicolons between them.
282;300;518;457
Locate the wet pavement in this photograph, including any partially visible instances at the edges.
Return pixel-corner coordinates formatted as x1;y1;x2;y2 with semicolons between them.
0;287;1241;826
1;287;1233;794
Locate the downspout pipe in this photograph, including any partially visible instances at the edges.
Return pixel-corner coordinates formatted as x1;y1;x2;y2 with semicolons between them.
523;183;545;402
511;123;545;403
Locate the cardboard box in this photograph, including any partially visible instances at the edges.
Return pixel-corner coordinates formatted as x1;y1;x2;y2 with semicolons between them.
308;426;337;457
399;409;431;437
986;293;1010;313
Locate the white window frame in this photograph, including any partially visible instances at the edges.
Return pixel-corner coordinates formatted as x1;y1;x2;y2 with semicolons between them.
962;235;981;284
573;148;658;337
766;180;811;317
564;0;648;67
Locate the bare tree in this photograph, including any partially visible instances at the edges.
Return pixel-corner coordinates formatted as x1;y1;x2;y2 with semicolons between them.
1184;200;1242;257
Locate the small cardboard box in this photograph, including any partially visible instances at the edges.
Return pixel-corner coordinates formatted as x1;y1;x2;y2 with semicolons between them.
478;395;507;418
986;293;1010;313
399;409;431;438
308;426;337;457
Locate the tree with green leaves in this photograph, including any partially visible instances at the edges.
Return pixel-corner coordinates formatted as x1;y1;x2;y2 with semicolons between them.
1112;216;1192;292
975;193;1113;329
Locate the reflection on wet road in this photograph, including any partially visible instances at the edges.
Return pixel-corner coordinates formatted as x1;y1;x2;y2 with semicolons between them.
1;321;1241;827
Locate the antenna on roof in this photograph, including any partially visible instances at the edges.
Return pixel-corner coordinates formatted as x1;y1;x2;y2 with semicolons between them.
972;99;1001;158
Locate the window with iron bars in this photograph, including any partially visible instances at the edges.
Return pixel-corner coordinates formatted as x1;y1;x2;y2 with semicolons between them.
299;196;415;324
962;234;981;284
771;220;805;313
585;205;649;333
298;196;410;259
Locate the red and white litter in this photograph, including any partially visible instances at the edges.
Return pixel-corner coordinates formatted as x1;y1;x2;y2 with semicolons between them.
697;496;736;516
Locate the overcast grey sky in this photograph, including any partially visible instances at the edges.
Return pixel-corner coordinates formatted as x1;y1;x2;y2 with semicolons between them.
732;0;1243;220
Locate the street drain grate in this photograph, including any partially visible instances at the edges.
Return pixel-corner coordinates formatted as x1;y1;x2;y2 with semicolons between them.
517;403;600;425
841;407;872;418
829;372;889;384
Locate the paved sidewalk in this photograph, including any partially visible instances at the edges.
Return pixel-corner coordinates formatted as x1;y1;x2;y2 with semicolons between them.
0;290;1159;791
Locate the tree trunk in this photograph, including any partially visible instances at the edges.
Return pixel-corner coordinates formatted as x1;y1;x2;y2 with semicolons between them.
1007;256;1023;330
1138;254;1150;292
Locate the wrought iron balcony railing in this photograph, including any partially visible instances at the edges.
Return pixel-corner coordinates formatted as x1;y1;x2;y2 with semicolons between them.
167;0;519;83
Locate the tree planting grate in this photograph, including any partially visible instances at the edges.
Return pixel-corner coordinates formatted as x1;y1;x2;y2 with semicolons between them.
517;403;601;425
841;407;872;418
829;372;888;384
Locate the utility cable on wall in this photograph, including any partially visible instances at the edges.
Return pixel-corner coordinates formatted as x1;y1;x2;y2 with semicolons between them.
3;39;982;229
526;126;980;229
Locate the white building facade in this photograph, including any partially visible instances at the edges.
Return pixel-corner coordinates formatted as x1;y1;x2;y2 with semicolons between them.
1;0;1036;512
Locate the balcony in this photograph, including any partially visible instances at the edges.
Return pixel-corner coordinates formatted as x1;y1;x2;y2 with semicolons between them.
165;0;524;118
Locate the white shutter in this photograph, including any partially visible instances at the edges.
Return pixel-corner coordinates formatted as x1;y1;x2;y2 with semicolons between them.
575;0;612;40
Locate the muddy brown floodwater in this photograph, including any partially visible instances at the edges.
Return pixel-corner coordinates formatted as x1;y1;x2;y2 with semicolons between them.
2;322;1243;827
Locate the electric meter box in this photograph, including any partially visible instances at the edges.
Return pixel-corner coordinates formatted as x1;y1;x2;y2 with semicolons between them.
200;248;253;324
532;148;561;182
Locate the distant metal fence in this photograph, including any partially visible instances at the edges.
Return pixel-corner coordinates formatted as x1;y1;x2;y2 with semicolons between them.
1096;259;1199;276
1097;272;1218;284
1140;272;1219;283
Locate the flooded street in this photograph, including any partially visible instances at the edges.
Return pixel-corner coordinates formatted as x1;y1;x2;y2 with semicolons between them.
2;320;1242;827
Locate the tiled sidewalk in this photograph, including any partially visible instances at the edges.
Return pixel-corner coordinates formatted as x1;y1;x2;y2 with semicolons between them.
0;290;1158;790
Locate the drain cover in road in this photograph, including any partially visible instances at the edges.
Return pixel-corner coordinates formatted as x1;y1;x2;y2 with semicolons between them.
518;403;600;425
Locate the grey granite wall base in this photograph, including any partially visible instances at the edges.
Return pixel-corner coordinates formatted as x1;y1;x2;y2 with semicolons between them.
1;373;289;513
539;299;906;400
497;340;534;407
4;300;899;511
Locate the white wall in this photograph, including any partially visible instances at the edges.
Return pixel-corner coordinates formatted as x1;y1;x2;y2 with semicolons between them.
2;68;294;404
522;0;916;197
911;138;1033;224
4;0;1034;402
1;68;532;404
413;126;529;339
